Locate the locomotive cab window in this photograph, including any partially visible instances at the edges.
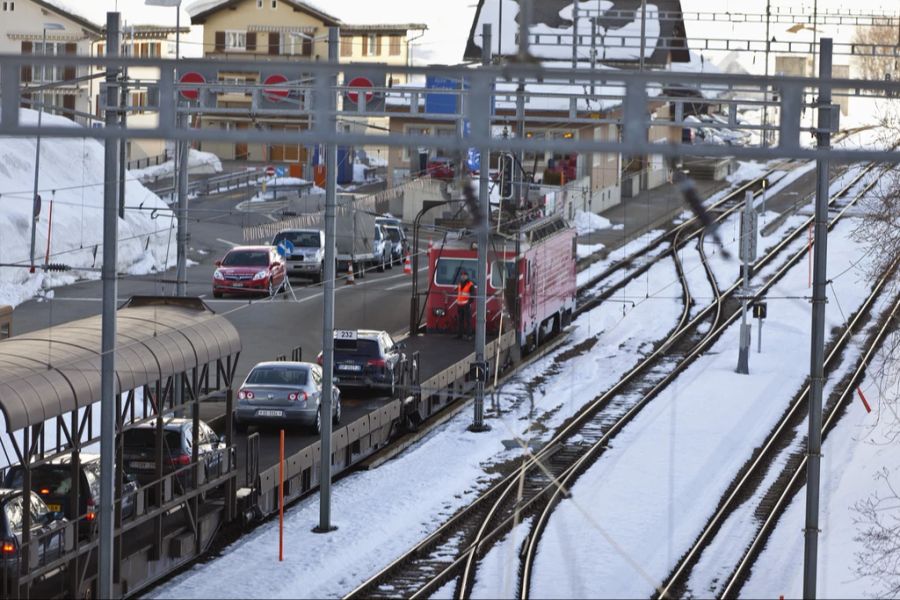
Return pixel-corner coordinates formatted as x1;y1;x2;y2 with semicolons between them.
434;258;476;285
490;261;517;288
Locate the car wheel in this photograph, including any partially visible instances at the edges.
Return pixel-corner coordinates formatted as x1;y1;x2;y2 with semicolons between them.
333;397;342;425
314;266;323;284
314;408;322;435
213;291;223;299
267;279;275;297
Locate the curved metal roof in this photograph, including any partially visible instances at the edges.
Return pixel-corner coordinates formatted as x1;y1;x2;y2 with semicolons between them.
0;297;241;433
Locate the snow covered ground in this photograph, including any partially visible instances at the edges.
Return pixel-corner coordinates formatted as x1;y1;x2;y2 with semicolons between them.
130;149;222;183
0;109;176;307
742;330;900;599
522;215;877;598
573;210;618;235
150;258;686;599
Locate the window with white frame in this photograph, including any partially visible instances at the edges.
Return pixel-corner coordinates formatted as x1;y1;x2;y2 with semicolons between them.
32;42;64;82
366;33;377;56
2;2;14;11
225;31;246;51
271;0;277;7
256;0;262;7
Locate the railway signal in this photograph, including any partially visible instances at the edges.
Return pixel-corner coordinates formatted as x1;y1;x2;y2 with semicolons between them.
753;301;767;353
499;153;514;200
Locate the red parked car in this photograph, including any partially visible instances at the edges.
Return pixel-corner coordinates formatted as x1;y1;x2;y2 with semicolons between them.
426;156;455;181
213;246;286;298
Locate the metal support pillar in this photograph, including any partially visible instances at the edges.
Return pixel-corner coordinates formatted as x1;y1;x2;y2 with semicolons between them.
514;80;525;208
803;37;833;600
175;105;189;296
571;1;578;71
590;17;598;95
470;24;492;433
639;0;647;72
99;12;120;600
315;26;339;534
736;191;755;375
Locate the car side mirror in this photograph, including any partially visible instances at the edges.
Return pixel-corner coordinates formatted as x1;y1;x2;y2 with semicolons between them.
215;260;222;267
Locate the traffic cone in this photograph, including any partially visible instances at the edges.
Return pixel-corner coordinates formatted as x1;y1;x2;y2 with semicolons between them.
403;252;412;275
345;261;355;285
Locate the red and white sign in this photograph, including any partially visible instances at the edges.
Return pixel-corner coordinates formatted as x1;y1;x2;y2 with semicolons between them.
263;74;290;101
345;76;374;105
178;71;205;101
265;165;276;177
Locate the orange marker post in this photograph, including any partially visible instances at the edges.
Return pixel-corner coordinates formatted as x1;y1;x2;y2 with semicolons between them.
279;428;285;561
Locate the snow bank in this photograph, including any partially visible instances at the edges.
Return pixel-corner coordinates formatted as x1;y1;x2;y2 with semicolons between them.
130;149;223;182
0;109;176;307
727;160;769;184
573;210;614;235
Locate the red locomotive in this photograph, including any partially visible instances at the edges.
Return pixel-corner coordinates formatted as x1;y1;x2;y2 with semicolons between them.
424;214;576;349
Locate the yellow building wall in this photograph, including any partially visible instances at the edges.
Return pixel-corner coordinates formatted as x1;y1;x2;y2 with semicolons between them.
201;0;330;59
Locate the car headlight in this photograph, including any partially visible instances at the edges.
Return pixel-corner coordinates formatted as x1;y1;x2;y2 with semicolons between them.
252;270;268;281
214;269;224;280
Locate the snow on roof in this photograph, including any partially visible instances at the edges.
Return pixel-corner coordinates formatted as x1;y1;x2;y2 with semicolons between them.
36;0;193;30
187;0;339;24
33;0;102;31
464;0;689;66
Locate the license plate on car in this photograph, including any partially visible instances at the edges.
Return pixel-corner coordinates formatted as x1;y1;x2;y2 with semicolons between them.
233;282;244;288
46;503;61;512
256;409;284;417
339;364;362;371
131;461;154;470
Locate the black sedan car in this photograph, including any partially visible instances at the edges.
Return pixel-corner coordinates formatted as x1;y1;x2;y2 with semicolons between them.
317;330;406;397
122;418;225;496
4;453;137;538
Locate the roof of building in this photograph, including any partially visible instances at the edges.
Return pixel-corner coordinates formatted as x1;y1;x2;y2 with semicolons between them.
187;0;341;25
31;0;104;34
340;23;428;34
187;0;426;33
0;297;241;433
463;0;690;66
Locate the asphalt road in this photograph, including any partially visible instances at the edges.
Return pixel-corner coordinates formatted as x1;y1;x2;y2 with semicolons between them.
11;179;437;489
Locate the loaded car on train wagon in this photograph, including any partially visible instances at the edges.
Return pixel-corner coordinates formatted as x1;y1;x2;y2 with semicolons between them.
424;214;576;350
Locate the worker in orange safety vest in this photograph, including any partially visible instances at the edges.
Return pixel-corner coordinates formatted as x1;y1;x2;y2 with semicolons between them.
456;270;475;340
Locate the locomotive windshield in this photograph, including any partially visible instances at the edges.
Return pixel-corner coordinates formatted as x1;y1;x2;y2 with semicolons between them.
434;258;476;285
490;261;517;288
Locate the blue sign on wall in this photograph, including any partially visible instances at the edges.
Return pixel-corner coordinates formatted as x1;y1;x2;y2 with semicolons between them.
275;166;287;177
425;76;462;114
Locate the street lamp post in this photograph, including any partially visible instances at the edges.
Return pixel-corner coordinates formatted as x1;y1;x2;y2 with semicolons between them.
28;22;64;275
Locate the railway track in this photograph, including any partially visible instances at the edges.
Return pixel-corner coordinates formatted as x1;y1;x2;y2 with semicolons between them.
344;162;878;599
577;159;805;300
516;165;882;600
657;179;897;599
